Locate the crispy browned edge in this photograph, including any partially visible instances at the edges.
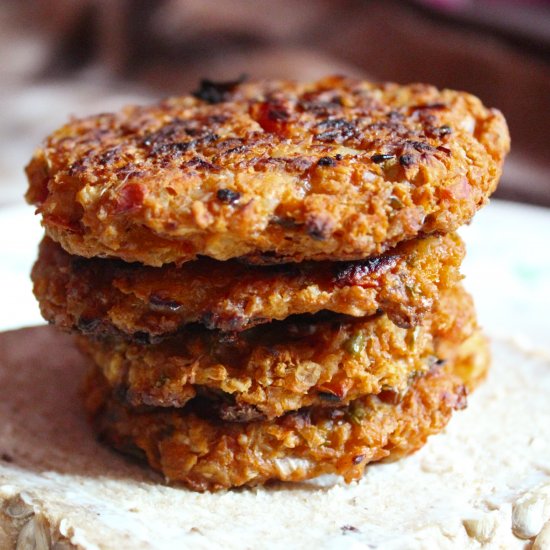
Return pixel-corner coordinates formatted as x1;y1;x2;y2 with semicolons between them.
32;233;464;338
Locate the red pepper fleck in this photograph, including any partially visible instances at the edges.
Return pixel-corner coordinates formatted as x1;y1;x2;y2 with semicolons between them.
43;213;82;233
114;183;146;213
250;101;291;136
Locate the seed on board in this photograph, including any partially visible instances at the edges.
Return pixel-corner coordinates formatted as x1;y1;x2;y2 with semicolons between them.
16;516;50;550
533;519;550;550
463;513;498;544
4;495;34;520
512;492;546;539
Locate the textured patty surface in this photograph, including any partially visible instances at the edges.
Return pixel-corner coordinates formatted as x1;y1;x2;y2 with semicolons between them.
26;76;509;266
84;333;488;491
79;285;476;420
33;233;464;338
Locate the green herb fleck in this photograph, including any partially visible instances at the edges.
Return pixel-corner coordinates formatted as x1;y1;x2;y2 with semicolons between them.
348;402;366;425
389;195;404;209
406;326;422;349
344;331;366;356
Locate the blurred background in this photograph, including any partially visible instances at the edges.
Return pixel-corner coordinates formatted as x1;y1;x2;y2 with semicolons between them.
1;0;549;206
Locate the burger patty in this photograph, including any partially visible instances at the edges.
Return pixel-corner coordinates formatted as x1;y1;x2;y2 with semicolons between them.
78;284;477;420
83;332;488;491
26;75;509;266
33;233;464;338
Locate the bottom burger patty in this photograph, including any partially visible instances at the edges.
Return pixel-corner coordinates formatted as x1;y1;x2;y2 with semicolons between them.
83;329;489;492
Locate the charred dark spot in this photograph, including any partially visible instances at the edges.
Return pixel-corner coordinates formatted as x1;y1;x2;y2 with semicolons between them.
224;145;248;155
1;453;13;463
411;103;447;111
97;147;121;166
142;120;186;147
314;118;358;142
77;317;101;333
431;125;453;137
149;294;182;312
317;156;337;167
142;120;218;158
150;141;192;157
298;97;343;116
216;188;241;204
333;255;399;287
192;75;247;104
399;154;415;167
366;120;409;135
318;392;342;403
316;118;349;130
116;163;145;180
209;114;229;124
68;159;87;176
352;454;364;465
184;122;224;137
185;157;220;171
306;215;334;241
371;153;395;163
408;140;436;153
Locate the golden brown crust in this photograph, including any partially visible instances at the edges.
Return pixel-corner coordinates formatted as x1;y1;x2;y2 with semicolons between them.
83;333;488;491
78;284;476;420
26;76;509;266
32;233;464;338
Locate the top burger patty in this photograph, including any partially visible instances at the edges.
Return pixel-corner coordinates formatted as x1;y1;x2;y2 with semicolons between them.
26;76;509;266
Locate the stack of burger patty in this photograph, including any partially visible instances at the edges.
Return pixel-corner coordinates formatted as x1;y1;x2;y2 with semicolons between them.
26;76;510;491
